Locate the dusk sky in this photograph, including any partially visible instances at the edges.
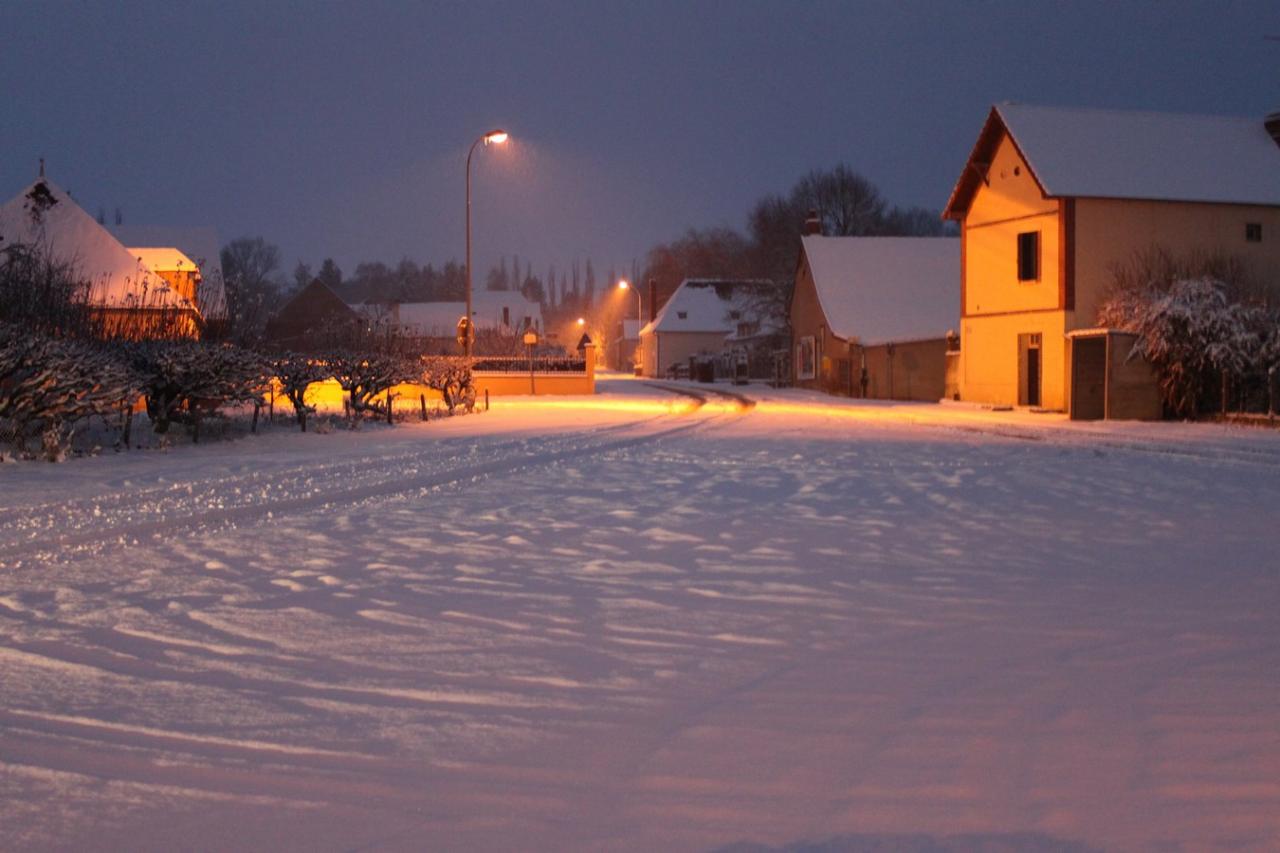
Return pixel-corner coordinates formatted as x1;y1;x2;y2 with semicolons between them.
4;1;1278;280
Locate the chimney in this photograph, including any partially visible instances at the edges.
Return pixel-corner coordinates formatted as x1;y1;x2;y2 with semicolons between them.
1267;113;1280;148
802;209;823;236
648;278;658;323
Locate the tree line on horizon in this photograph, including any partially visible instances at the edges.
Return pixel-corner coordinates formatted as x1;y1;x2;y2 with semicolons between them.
219;164;952;342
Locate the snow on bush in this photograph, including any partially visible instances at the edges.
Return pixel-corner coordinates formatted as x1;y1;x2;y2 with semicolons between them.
272;353;332;431
327;351;416;421
419;356;475;414
0;324;139;459
1099;277;1277;417
129;341;268;434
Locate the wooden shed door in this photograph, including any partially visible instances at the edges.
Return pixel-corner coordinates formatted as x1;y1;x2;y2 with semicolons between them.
1070;336;1106;420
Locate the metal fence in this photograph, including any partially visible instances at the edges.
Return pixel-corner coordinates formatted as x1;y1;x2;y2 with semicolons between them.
470;356;587;374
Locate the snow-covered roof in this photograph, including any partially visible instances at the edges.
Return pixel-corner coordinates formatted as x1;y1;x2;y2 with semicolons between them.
390;291;543;336
112;224;227;319
127;247;198;274
946;104;1280;217
0;179;196;312
801;236;959;346
639;279;773;337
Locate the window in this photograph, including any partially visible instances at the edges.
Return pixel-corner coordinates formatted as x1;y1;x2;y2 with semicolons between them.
728;310;741;320
1246;223;1262;242
502;307;510;326
677;311;687;320
1017;231;1040;281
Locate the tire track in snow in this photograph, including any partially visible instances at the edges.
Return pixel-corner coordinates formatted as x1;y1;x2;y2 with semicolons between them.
0;411;728;567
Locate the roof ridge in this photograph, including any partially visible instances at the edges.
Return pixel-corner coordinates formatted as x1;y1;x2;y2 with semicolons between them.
998;102;1260;123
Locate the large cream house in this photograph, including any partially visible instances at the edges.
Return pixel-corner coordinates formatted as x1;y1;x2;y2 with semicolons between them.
943;104;1280;417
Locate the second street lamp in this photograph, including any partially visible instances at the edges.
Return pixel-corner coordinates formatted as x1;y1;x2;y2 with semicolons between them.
464;129;509;357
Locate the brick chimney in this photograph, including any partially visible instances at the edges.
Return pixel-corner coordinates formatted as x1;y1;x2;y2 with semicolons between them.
1267;113;1280;148
802;209;823;236
648;278;658;323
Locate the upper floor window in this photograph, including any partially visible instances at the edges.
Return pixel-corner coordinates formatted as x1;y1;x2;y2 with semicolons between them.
677;311;687;320
1246;223;1262;242
1017;231;1040;281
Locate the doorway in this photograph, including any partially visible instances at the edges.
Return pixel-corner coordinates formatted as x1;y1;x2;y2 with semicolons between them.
1070;335;1107;420
1018;333;1042;407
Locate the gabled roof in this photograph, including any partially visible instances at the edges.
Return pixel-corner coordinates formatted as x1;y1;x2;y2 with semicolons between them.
112;224;227;319
800;236;958;346
639;279;773;336
0;179;195;312
944;103;1280;219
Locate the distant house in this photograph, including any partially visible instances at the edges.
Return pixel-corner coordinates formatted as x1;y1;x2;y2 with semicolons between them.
112;224;228;322
384;291;543;340
0;177;201;338
790;234;959;400
943;103;1280;418
611;318;640;371
264;278;362;348
638;278;781;379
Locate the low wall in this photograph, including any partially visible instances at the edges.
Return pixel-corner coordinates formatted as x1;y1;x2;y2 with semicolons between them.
472;371;595;396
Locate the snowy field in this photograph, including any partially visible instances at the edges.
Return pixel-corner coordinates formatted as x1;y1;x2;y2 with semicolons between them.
2;377;1279;852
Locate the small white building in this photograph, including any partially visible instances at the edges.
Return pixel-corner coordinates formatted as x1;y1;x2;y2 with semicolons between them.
363;291;543;340
638;278;778;378
112;225;227;321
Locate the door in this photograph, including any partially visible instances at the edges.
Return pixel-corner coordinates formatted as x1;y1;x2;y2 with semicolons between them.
1070;336;1106;420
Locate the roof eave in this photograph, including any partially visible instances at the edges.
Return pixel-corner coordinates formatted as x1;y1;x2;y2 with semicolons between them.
942;105;1053;220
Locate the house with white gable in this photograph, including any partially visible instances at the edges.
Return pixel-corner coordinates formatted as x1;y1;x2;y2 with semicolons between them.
943;103;1280;418
638;278;782;379
0;175;201;338
790;233;959;400
112;224;228;322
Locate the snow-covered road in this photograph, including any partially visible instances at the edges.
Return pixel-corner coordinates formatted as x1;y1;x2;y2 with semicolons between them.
2;379;1278;851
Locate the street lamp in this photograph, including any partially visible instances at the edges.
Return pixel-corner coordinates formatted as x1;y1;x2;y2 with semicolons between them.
618;279;642;375
464;128;509;357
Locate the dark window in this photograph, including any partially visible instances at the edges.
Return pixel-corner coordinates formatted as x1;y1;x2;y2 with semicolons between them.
677;311;687;320
1017;231;1039;281
502;307;510;326
1246;223;1262;242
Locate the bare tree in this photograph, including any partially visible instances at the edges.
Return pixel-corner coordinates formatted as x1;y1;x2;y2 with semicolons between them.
220;237;284;343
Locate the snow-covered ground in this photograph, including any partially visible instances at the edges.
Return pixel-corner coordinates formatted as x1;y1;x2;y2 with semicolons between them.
2;377;1279;852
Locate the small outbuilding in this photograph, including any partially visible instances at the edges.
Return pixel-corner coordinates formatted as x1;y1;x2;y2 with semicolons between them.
790;235;959;400
638;278;781;379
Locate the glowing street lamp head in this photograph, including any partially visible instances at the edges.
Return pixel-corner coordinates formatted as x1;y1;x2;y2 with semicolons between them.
484;130;509;145
576;317;586;326
617;279;630;290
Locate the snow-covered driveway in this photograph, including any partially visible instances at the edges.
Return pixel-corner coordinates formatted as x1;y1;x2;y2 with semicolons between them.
2;379;1278;851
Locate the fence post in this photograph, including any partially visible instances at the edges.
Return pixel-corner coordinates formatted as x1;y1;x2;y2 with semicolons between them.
251;402;260;434
485;388;490;411
387;391;394;424
420;393;428;421
122;401;133;449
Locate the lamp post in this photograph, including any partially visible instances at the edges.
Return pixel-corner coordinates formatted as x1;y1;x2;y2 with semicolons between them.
464;129;509;357
618;279;642;375
523;328;538;395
